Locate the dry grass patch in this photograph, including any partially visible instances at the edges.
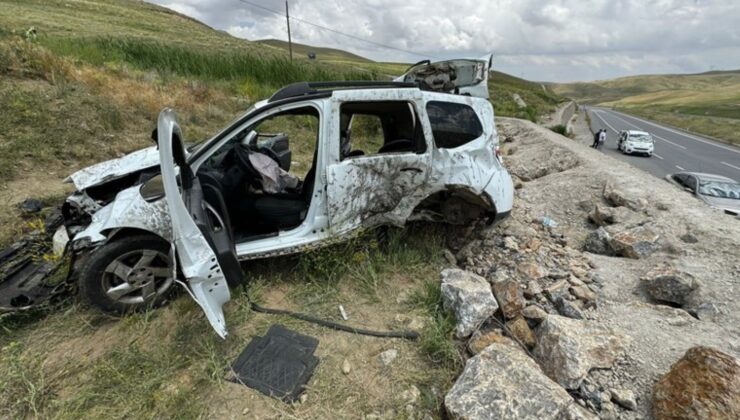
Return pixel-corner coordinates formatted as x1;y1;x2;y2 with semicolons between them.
0;226;462;419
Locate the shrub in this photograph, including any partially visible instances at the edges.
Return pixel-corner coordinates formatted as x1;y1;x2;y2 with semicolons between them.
549;124;570;136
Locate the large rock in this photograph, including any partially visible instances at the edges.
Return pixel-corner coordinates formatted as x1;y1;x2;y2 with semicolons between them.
467;329;516;355
589;205;641;227
518;261;548;279
583;227;613;255
554;298;586;320
506;316;536;348
441;269;499;338
610;226;660;259
492;280;525;319
522;305;549;324
445;343;596;420
653;346;740;420
546;282;586;319
603;182;648;211
534;315;628;389
643;266;700;306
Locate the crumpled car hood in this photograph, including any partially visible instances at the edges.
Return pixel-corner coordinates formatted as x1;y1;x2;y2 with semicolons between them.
66;146;160;190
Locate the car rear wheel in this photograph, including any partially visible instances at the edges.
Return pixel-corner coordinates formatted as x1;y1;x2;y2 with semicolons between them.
79;235;175;314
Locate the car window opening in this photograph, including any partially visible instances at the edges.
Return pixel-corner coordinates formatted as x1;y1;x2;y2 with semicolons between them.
195;106;321;242
426;101;484;149
339;101;426;160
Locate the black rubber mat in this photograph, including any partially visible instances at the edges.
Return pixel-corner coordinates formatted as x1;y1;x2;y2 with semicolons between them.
230;325;319;402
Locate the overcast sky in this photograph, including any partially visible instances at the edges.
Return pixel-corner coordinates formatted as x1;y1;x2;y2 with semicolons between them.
147;0;740;82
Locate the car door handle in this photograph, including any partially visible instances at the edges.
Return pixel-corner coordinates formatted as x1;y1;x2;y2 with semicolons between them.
400;167;423;173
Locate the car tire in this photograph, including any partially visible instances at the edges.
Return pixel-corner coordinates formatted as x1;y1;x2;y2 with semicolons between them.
78;235;176;315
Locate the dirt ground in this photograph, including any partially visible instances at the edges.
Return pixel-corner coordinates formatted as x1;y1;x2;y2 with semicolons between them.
493;116;739;418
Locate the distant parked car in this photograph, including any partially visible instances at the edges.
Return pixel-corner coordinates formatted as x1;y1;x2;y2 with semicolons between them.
618;130;654;157
666;172;740;216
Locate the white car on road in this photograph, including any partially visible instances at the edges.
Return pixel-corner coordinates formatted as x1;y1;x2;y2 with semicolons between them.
617;130;654;157
56;56;514;337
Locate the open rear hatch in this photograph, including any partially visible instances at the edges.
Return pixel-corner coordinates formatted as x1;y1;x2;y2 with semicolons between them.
395;54;492;98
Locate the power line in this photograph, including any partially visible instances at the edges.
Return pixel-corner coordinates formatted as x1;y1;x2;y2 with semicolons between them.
237;0;439;59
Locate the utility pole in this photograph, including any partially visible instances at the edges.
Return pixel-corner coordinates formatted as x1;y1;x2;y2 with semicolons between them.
285;0;293;61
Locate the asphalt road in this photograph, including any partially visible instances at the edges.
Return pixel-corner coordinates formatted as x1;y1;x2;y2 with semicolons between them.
585;106;740;181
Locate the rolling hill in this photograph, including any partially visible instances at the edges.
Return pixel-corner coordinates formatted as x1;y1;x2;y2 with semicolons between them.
257;38;373;63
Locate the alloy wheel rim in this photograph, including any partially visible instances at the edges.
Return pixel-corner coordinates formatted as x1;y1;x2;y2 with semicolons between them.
102;249;173;305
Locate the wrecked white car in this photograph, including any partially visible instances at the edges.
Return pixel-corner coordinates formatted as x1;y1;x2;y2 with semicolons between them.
57;57;513;336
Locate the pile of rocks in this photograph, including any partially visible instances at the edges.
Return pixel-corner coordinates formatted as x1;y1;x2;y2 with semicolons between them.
431;118;739;420
439;248;738;420
582;183;660;259
440;265;630;419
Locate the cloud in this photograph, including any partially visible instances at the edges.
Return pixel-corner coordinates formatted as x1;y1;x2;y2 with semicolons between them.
146;0;740;82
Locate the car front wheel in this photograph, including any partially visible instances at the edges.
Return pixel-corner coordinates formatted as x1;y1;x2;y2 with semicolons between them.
79;235;175;314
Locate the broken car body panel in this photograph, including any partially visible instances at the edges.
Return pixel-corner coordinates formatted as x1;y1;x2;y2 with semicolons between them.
157;109;231;338
395;54;492;99
66;146;161;191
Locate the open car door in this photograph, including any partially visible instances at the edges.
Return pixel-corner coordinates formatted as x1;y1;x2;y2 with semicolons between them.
157;108;244;338
395;54;492;99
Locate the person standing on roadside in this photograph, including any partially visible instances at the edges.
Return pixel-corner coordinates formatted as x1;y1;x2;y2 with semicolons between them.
592;129;603;148
596;129;607;149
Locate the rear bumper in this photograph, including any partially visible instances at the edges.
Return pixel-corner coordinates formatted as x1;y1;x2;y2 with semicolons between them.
482;165;514;224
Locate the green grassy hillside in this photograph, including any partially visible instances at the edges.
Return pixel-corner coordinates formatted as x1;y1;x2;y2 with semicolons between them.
257;38;372;63
552;71;740;144
490;70;563;121
0;0;262;53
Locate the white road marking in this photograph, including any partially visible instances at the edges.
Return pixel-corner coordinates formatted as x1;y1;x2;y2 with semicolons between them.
721;161;740;171
652;153;664;160
609;109;740;155
676;165;686;171
590;109;620;133
604;111;688;150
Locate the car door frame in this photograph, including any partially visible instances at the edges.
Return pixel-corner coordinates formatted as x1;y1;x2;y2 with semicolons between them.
157;108;239;338
324;89;433;235
188;99;334;260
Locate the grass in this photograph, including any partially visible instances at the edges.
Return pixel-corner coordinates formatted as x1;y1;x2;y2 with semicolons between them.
55;344;201;418
617;106;740;145
411;281;463;371
0;0;263;54
42;37;378;93
0;224;460;418
549;124;571;137
0;341;52;418
257;38;372;63
489;71;563;121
